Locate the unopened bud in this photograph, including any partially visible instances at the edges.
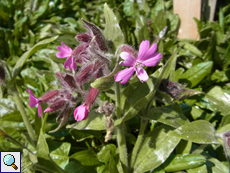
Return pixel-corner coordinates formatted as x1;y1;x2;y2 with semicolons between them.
76;64;94;84
76;33;92;43
44;100;66;113
159;79;203;100
82;19;108;52
84;88;100;108
121;45;138;59
223;130;230;163
72;44;87;60
56;73;77;90
39;90;59;103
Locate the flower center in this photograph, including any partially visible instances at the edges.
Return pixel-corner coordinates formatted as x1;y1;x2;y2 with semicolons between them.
134;61;143;71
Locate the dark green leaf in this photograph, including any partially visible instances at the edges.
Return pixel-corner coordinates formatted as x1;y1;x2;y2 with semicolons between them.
171;120;218;144
144;107;189;128
70;150;101;166
133;125;181;172
179;61;213;88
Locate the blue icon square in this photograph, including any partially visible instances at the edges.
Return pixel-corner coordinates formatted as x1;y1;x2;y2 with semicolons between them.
0;151;21;173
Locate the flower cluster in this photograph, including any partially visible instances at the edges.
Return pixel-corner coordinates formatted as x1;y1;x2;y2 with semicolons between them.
27;19;162;126
27;19;110;124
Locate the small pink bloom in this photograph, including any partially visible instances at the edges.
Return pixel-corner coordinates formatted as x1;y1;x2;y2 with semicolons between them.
115;40;162;84
74;104;89;121
56;42;77;71
26;89;42;117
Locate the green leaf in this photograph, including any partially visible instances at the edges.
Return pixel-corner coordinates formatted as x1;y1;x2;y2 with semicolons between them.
64;160;97;173
162;154;206;172
97;144;117;163
196;86;230;116
109;152;119;173
133;125;181;172
207;158;229;173
67;111;106;130
187;164;207;173
144;107;189;128
69;129;102;142
171;120;218;144
49;141;71;169
12;36;59;79
37;129;66;173
183;42;203;57
103;3;124;50
179;61;213;88
70;150;101;166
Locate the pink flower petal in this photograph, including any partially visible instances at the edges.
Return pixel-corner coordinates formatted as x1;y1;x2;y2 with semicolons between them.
56;42;72;58
44;108;53;113
38;104;42;117
74;105;89;121
137;40;150;61
26;89;38;107
141;43;158;61
136;67;149;82
64;57;77;71
142;53;162;67
119;52;135;66
114;67;135;84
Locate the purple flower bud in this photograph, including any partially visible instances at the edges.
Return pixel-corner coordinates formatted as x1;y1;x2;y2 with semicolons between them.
84;88;100;108
39;90;60;103
76;64;94;84
121;44;138;60
56;73;77;90
44;100;66;113
74;104;89;121
72;44;88;59
75;33;92;43
82;19;108;52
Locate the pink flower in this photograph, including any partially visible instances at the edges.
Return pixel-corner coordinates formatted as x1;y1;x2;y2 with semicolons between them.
74;104;89;121
26;89;42;117
114;40;162;84
56;42;77;71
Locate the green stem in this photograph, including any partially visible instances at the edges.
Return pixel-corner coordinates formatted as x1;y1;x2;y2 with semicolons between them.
130;118;147;168
13;85;36;143
115;82;129;173
42;113;49;133
6;134;34;154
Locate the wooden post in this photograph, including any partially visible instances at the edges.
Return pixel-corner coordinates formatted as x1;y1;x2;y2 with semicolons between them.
173;0;202;40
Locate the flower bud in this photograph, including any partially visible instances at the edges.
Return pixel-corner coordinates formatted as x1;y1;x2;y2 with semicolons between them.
84;88;100;108
159;79;203;100
74;104;89;121
44;100;66;113
76;33;92;43
223;130;230;163
121;44;138;59
72;44;87;60
56;73;77;90
82;19;108;52
76;64;94;84
39;90;59;103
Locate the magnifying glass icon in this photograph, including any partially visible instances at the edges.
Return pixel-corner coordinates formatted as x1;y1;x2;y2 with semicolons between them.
3;154;18;170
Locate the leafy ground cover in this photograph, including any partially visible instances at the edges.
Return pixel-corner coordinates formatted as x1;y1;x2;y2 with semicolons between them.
0;0;230;172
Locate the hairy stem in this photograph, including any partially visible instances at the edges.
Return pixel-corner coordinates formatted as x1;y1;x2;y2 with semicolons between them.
115;82;129;173
13;85;36;143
